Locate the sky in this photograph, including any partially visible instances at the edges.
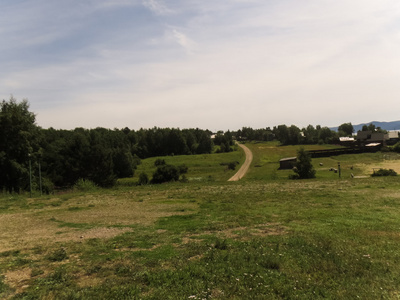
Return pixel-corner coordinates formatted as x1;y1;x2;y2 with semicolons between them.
1;0;400;131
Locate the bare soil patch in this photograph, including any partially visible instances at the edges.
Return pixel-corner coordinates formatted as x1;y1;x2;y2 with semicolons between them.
4;268;31;295
182;223;287;244
0;194;198;252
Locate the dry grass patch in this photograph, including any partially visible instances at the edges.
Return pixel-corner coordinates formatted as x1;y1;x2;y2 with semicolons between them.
355;160;400;176
76;274;103;288
4;268;31;295
0;193;198;253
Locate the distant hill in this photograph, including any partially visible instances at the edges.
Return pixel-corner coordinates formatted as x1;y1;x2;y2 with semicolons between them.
331;121;400;132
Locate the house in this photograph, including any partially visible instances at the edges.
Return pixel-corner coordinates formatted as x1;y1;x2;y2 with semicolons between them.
356;131;389;146
387;131;400;145
279;157;297;169
339;137;355;147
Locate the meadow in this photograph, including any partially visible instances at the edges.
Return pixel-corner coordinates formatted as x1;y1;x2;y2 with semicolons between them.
1;142;400;299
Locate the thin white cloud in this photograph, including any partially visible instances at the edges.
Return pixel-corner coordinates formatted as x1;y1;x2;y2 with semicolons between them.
2;0;400;130
142;0;172;15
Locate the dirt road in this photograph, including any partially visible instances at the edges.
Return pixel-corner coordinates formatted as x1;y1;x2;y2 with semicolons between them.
228;143;253;181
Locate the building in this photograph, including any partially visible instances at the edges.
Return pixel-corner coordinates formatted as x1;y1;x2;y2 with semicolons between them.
339;137;355;147
387;131;400;145
279;157;297;169
356;131;389;146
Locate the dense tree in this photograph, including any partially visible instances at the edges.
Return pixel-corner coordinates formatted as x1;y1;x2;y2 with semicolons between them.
318;127;338;144
274;125;289;145
303;125;318;144
0;97;40;193
338;122;354;136
288;125;303;145
362;123;375;131
214;131;234;153
292;148;316;179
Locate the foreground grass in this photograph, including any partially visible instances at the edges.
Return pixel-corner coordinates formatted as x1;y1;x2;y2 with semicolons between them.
1;145;400;299
1;175;400;299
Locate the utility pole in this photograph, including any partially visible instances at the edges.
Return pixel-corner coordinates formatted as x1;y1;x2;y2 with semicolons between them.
38;155;42;196
28;154;32;197
338;162;341;178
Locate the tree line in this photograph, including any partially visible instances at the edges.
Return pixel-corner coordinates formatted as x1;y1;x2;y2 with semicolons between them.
0;98;221;193
233;123;359;145
2;97;385;193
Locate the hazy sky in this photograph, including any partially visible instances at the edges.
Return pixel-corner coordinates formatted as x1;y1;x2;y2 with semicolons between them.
1;0;400;131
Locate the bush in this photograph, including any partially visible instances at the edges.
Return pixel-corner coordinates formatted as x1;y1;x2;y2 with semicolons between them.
220;161;239;170
371;169;397;177
0;275;8;294
291;148;316;179
47;248;68;262
151;165;180;184
41;177;55;194
154;159;166;166
150;163;189;184
180;175;188;183
178;164;188;174
73;179;98;192
393;142;400;153
138;172;149;185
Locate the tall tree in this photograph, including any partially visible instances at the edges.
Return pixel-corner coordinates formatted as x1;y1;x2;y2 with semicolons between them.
0;97;40;192
338;122;354;136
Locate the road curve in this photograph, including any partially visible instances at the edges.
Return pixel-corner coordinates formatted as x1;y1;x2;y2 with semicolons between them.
228;143;253;181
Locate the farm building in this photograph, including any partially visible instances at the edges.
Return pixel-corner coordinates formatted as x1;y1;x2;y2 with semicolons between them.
387;131;400;145
279;157;297;169
339;137;355;147
356;131;389;145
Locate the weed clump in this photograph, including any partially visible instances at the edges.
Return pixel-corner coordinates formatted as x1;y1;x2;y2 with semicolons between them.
73;179;98;192
371;168;397;177
47;247;68;262
220;161;239;170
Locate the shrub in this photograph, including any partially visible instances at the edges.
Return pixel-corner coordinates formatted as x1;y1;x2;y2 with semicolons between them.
178;164;188;174
0;275;8;294
73;179;98;191
47;248;68;262
151;163;189;184
220;161;239;170
393;142;400;153
291;148;316;179
371;168;397;177
41;177;55;194
151;165;180;184
180;175;188;183
227;162;237;170
138;172;149;185
154;159;166;166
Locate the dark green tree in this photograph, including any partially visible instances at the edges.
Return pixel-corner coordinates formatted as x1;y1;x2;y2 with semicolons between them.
303;125;318;144
318;127;336;144
138;172;149;185
151;164;180;184
274;125;289;145
0;97;40;192
338;122;354;136
292;148;316;179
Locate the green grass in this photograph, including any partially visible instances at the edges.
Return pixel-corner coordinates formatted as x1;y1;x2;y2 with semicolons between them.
119;147;245;186
2;144;400;299
242;141;385;181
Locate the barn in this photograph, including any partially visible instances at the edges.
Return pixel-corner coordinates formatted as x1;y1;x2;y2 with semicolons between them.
279;157;297;169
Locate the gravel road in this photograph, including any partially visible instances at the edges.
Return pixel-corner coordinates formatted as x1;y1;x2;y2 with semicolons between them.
228;143;253;181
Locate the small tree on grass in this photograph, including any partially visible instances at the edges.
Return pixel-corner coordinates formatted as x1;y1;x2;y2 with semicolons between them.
138;172;149;185
150;163;189;184
291;148;316;179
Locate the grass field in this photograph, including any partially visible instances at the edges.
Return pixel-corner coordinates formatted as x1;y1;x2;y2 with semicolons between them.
1;143;400;299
